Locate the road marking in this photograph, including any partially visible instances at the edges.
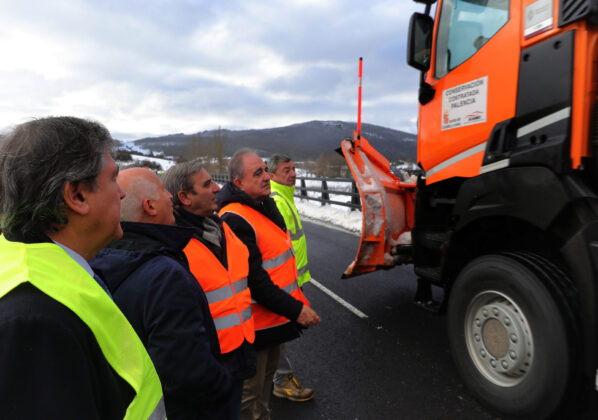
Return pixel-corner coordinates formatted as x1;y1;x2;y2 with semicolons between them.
309;278;368;319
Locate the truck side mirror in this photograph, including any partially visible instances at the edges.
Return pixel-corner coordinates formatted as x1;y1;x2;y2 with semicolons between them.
407;13;434;72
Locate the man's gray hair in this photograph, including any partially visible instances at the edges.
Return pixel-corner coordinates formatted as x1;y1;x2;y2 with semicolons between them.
228;148;257;181
119;176;160;222
268;154;292;175
0;116;113;241
162;159;204;205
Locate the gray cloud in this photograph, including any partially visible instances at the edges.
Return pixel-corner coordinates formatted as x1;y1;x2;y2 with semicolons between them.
0;0;428;139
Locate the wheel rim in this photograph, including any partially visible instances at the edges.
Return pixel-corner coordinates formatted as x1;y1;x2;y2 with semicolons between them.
464;290;534;387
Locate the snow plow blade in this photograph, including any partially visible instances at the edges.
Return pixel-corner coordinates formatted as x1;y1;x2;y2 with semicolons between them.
340;132;416;278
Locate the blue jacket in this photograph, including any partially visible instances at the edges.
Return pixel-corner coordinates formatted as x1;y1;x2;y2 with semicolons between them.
91;222;233;420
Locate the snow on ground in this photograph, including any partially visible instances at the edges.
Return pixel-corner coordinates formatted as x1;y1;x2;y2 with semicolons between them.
130;154;176;171
295;198;362;234
292;177;362;233
121;142;152;155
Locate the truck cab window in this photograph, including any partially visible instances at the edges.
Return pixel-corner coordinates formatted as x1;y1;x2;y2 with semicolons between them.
435;0;509;78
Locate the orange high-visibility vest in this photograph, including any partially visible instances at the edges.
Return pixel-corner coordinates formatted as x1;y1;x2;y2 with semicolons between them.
184;222;255;353
219;202;309;331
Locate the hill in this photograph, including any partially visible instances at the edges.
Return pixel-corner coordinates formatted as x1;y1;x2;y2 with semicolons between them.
118;120;417;162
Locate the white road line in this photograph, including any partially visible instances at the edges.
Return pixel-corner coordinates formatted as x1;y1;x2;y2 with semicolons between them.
308;278;368;319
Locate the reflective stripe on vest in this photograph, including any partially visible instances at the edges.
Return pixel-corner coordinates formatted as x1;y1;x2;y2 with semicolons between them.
298;264;309;277
262;247;294;270
0;236;164;419
205;277;248;304
283;281;298;295
250;281;298;304
219;203;309;331
290;228;304;241
183;223;255;353
148;397;166;420
213;306;253;330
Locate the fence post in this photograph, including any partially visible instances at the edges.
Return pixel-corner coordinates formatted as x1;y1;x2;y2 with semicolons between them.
321;179;329;206
300;179;307;198
351;181;360;211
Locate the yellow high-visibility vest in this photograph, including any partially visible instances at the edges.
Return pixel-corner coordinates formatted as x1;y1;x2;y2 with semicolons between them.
270;180;311;286
0;235;164;419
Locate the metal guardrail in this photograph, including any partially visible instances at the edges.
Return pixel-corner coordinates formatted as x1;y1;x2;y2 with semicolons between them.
212;174;231;185
213;174;361;210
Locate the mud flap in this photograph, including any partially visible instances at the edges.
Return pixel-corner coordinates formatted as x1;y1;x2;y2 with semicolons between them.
341;132;416;277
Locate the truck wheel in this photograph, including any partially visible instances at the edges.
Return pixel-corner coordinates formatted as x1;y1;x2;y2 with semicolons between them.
447;253;577;419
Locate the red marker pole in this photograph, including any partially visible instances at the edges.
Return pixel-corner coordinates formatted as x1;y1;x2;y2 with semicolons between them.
357;57;363;143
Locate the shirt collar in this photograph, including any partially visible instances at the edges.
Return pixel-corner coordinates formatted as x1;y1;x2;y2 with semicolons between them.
52;240;95;278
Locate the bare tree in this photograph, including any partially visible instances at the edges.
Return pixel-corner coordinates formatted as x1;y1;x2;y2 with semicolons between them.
187;133;205;160
314;153;329;177
213;126;227;174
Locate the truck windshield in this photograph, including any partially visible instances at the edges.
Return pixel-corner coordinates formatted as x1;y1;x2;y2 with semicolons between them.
435;0;509;78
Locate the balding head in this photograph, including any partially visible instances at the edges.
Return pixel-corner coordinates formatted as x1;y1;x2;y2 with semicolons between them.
230;150;272;201
118;167;175;225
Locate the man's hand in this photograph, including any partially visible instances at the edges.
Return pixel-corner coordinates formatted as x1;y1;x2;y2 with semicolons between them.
296;305;320;327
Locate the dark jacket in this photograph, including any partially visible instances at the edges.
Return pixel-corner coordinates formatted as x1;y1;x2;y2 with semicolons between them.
0;234;134;420
175;208;256;380
90;222;233;420
217;182;304;350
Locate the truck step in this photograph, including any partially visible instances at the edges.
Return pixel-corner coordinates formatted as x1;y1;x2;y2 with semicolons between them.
415;230;450;250
414;266;442;282
390;244;413;265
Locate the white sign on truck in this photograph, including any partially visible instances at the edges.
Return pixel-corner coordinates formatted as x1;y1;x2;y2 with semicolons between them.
441;76;488;131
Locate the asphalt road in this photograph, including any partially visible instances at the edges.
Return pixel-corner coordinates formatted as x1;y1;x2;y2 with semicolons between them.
270;220;501;420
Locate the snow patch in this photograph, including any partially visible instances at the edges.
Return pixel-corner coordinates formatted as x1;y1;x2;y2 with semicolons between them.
130;154;176;170
296;200;362;234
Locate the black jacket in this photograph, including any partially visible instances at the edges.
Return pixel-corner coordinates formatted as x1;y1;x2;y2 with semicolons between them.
0;234;134;420
175;208;256;380
217;182;303;350
90;222;233;420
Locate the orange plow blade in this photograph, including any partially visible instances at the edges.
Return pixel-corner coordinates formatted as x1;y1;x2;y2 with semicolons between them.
341;132;416;278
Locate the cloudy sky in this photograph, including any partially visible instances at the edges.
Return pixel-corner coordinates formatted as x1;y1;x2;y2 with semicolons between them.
0;0;426;140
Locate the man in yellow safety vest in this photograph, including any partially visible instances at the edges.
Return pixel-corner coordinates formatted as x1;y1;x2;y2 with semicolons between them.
0;117;164;419
269;154;314;402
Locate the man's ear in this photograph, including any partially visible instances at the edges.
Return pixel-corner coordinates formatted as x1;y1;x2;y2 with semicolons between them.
62;181;90;216
233;177;243;188
178;190;192;206
142;198;157;217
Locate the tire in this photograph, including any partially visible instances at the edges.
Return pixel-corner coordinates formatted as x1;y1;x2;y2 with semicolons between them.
447;253;577;419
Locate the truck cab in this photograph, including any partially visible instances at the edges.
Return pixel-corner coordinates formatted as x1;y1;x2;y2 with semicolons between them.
342;0;598;417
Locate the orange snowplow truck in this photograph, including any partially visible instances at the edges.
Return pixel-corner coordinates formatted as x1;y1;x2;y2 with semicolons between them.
341;0;598;418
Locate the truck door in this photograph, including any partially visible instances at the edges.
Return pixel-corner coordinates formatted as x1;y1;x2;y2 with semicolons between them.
419;0;518;185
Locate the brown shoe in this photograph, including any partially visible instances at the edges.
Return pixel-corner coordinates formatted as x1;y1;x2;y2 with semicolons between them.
272;373;314;402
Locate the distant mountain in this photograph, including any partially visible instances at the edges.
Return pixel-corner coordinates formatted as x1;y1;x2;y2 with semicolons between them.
118;120;417;162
